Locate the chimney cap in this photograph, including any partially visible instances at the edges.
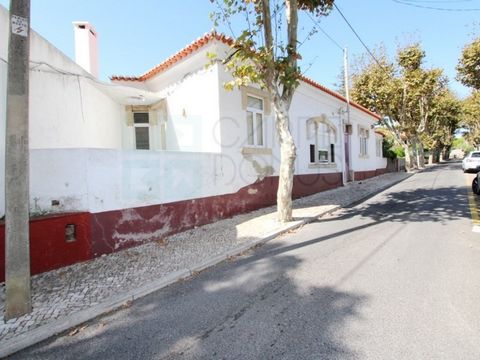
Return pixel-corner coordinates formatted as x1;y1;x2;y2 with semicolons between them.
73;21;97;35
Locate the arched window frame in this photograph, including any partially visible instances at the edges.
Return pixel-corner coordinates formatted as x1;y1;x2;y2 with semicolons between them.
306;115;337;165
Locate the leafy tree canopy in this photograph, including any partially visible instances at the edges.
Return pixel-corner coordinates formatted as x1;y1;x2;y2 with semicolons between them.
456;37;480;91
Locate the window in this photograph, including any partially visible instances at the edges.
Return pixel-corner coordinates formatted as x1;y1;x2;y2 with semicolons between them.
134;112;150;150
359;127;369;157
376;136;383;157
246;95;264;146
307;117;336;164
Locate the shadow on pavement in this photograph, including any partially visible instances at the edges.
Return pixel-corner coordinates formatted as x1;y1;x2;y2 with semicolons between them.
336;185;470;225
13;165;467;359
13;240;368;360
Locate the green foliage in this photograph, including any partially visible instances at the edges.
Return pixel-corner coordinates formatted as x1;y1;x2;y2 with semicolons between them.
461;91;480;147
397;44;424;72
210;0;335;221
210;0;334;98
393;145;405;159
456;37;480;91
452;136;474;152
298;0;334;15
350;49;398;119
382;137;398;160
350;42;456;160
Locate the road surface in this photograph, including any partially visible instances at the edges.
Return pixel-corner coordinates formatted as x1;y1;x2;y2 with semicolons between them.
13;162;480;359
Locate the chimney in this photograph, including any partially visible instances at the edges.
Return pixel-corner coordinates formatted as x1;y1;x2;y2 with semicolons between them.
72;21;99;78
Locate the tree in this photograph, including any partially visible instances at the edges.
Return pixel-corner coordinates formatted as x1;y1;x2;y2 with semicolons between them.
421;90;461;162
349;48;416;167
397;45;447;167
350;43;448;170
461;91;480;147
210;0;334;222
452;136;474;153
457;36;480;91
457;36;480;149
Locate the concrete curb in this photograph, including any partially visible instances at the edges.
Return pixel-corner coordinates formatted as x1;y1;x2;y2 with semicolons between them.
0;172;413;358
0;269;192;358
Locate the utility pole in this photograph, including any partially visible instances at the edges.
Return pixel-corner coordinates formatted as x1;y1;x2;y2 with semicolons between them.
343;47;351;125
343;47;352;182
5;0;31;320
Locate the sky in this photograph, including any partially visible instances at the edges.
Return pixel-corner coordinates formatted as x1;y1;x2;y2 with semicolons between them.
1;0;478;99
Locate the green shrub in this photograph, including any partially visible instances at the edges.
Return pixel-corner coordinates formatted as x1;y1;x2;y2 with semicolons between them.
382;138;402;159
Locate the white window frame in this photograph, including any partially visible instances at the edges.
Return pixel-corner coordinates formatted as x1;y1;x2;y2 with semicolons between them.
375;136;383;157
308;118;336;165
359;127;369;157
133;112;150;150
246;95;265;147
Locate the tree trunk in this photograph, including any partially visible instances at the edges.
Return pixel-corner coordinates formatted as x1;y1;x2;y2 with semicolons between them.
403;143;415;171
415;138;425;168
444;146;451;160
428;153;434;165
274;99;296;222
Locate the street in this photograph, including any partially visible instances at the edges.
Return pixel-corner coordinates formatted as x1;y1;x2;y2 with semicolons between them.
13;162;480;359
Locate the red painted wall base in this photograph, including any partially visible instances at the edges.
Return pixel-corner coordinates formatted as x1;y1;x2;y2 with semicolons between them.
354;168;387;181
0;212;91;282
1;173;343;282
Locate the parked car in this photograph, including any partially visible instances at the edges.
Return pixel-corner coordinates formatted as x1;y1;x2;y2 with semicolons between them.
462;151;480;172
473;171;480;195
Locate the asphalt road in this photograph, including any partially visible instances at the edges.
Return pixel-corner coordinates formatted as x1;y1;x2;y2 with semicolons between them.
13;162;480;360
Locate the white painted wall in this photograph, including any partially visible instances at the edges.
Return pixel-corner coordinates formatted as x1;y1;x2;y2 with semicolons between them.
29;70;123;149
291;83;345;175
0;53;6;219
348;107;387;172
117;42;224;153
0;6;8;217
29;148;241;214
216;60;383;185
0;8;388;219
217;65;279;188
0;5;126;217
162;65;221;153
0;6;124;151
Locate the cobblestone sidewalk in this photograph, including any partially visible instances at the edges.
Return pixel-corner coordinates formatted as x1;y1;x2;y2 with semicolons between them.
0;172;410;355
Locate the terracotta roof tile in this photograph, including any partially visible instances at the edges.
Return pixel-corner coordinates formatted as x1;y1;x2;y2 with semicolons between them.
110;31;234;82
110;32;381;120
300;75;382;120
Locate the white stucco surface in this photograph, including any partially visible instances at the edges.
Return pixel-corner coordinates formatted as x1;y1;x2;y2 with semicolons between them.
0;60;6;218
0;5;388;218
29;148;245;214
0;6;126;216
161;65;221;153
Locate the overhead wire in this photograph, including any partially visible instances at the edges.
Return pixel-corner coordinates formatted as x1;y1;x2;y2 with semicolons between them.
333;3;390;74
393;0;480;11
306;12;344;51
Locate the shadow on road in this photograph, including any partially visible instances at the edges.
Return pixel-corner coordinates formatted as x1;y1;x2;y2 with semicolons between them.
15;239;368;360
15;166;469;359
338;185;470;225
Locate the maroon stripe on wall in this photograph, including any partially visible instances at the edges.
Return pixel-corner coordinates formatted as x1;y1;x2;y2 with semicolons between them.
0;213;91;282
354;168;387;181
0;172;342;281
91;173;342;256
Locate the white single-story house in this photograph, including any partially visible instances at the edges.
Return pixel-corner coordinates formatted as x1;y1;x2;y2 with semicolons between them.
0;5;386;280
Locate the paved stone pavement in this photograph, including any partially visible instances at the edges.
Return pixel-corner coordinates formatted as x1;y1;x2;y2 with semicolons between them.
0;172;409;354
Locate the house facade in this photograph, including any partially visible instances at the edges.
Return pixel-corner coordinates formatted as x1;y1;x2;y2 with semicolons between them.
0;5;386;281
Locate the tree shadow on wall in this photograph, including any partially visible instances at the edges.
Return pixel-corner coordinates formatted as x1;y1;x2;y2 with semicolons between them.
14;241;368;360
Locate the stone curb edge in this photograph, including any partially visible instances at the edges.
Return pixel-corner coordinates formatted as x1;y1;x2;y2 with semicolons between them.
0;172;413;358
